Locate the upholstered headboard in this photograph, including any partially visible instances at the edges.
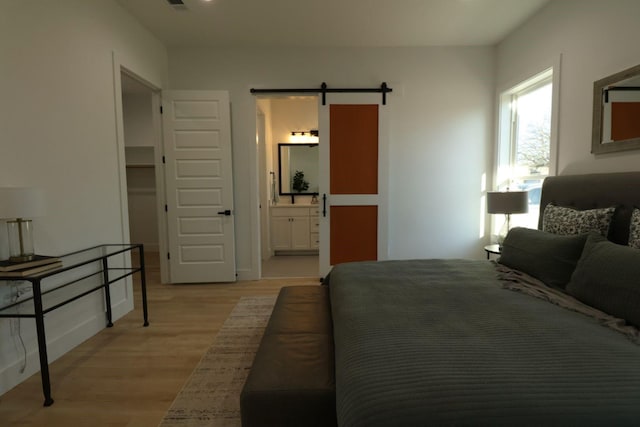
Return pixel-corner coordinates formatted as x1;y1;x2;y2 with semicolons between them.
538;171;640;245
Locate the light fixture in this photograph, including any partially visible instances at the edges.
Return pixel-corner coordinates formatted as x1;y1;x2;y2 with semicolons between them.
0;187;45;263
487;190;528;246
290;130;319;143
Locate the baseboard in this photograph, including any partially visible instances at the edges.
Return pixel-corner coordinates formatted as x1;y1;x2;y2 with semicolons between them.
273;250;319;256
236;267;258;281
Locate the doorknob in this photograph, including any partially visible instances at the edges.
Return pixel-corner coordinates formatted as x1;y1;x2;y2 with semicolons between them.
217;210;231;216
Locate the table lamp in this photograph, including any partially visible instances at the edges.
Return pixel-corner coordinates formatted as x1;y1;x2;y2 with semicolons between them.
0;187;45;262
487;190;528;246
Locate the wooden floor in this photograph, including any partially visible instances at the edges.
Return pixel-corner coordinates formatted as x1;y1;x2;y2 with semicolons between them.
0;252;320;426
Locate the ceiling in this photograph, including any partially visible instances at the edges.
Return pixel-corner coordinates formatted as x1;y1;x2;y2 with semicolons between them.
116;0;550;48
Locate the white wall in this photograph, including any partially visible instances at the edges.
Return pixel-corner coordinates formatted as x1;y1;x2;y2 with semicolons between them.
496;0;640;175
0;0;167;395
169;46;495;276
270;97;319;145
123;93;155;147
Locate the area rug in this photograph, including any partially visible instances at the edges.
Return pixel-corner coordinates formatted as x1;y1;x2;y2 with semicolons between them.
159;295;277;427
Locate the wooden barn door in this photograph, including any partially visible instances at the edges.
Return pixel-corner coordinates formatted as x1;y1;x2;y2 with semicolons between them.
318;94;388;277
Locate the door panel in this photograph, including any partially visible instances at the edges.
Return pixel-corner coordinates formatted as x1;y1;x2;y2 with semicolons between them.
330;205;377;265
319;94;388;277
162;90;236;283
330;105;379;194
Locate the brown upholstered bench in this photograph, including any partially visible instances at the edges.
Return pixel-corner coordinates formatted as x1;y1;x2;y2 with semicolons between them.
240;285;337;427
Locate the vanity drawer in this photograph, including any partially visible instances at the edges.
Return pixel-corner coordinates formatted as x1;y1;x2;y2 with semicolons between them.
271;207;310;217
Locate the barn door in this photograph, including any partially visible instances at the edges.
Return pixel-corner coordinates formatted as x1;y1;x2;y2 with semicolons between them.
318;93;388;277
162;90;236;283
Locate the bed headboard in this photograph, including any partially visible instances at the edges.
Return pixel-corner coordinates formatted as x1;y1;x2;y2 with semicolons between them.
538;171;640;245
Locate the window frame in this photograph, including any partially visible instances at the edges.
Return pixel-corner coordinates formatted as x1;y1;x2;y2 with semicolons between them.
493;61;560;233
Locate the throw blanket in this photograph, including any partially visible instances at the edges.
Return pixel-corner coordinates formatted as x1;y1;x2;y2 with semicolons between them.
329;259;640;427
495;263;640;343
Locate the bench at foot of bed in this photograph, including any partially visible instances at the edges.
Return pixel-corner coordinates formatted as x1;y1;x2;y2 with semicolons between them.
240;285;337;427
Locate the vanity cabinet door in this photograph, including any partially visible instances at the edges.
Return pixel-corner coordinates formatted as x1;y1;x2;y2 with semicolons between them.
290;216;311;249
271;217;293;250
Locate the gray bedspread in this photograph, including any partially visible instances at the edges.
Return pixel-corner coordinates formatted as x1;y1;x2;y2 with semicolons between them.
329;259;640;427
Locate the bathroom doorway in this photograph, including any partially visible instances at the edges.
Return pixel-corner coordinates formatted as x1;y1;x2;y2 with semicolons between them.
257;96;319;278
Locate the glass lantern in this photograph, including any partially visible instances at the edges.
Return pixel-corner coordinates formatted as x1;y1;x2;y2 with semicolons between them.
7;219;35;262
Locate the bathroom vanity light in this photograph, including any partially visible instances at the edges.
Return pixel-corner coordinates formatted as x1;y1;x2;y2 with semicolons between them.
290;130;319;143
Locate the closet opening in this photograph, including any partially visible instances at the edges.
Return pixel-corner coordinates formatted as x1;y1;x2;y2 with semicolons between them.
120;72;160;263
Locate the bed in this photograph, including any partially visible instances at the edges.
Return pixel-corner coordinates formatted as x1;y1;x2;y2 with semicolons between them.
327;171;640;426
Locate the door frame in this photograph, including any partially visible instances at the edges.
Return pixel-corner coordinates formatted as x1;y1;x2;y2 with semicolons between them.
112;53;169;283
252;94;322;279
257;109;271;262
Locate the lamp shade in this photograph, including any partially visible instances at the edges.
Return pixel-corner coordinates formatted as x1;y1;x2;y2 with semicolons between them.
487;191;528;214
0;187;45;219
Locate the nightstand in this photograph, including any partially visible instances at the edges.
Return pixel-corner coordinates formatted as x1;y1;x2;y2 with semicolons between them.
484;244;501;260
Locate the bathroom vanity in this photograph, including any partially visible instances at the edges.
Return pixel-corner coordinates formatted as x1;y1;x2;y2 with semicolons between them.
270;205;319;254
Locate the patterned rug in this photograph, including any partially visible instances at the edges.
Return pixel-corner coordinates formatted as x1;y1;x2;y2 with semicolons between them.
159;295;277;427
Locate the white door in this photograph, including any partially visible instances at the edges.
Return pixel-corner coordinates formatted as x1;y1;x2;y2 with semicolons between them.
162;90;236;283
318;94;389;277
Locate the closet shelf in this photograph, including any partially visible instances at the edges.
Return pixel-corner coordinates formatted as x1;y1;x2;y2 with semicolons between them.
126;164;154;169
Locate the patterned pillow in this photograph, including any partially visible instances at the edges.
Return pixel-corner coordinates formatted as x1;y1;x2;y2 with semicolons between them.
542;204;615;237
630;208;640;249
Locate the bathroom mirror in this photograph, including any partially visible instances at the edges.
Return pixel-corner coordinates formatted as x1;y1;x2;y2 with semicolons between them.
278;143;319;195
592;63;640;154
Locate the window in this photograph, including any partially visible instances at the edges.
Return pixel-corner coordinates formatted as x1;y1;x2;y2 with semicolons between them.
495;68;554;231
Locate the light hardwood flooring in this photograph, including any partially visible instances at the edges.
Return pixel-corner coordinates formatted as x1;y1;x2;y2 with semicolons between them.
0;252;321;426
261;255;319;278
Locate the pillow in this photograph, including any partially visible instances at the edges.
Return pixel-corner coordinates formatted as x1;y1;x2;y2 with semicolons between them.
542;204;615;237
498;227;589;289
567;232;640;328
629;208;640;250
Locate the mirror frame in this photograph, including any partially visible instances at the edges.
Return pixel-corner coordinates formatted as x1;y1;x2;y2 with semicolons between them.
278;143;319;196
592;63;640;154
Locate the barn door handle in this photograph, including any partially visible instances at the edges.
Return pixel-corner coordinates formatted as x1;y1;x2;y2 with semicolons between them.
217;210;231;216
322;194;327;217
